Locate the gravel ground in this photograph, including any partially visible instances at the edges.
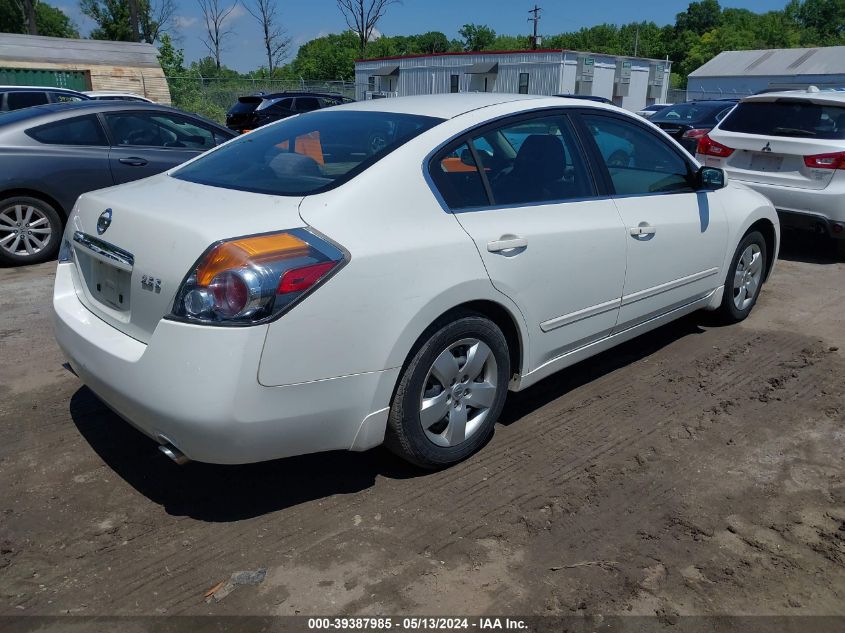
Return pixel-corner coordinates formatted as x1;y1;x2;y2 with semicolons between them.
0;232;843;620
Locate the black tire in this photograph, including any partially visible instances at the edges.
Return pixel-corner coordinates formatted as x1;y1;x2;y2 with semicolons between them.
716;230;767;323
385;313;511;469
0;196;62;266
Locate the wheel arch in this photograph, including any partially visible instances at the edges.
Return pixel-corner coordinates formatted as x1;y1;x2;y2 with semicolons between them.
395;298;527;390
746;217;777;282
0;188;66;219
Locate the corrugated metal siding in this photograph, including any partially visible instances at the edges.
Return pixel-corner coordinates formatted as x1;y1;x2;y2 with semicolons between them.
690;46;845;78
0;67;88;90
355;51;671;110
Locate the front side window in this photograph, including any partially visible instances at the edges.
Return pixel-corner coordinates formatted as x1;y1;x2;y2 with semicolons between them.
174;111;443;196
7;91;48;110
472;115;592;206
105;112;215;149
518;73;529;94
26;114;107;146
720;100;845;140
582;114;693;195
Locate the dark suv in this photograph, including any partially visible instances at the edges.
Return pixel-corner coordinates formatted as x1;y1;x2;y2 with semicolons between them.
225;92;353;133
0;86;90;112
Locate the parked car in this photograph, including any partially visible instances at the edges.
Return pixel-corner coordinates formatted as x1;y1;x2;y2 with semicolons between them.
636;103;672;119
84;91;154;103
53;94;778;469
698;87;845;254
649;100;737;153
0;85;90;112
0;100;235;265
225;91;354;133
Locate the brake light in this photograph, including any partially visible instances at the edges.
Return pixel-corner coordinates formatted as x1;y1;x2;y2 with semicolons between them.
803;151;845;170
682;128;710;139
170;229;346;325
697;135;734;158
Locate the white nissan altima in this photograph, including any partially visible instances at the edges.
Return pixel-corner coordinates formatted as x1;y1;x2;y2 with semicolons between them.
53;94;779;469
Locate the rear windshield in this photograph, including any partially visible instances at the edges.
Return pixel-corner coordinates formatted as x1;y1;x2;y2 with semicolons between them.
651;102;728;124
173;110;443;196
719;100;845;139
228;97;262;114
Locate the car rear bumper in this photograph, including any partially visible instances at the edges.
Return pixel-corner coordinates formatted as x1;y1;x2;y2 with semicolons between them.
53;262;397;464
720;174;845;232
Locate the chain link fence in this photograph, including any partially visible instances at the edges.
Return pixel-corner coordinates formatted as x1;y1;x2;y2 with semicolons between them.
165;77;360;124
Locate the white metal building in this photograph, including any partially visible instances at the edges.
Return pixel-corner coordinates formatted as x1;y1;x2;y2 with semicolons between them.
354;50;671;111
687;46;845;100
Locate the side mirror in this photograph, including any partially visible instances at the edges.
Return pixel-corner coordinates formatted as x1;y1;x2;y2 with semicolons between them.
697;165;727;190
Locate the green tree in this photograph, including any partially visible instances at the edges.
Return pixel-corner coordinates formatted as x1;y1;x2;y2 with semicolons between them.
675;0;723;35
414;31;450;54
796;0;845;42
80;0;171;43
288;31;359;81
1;0;78;37
459;23;496;51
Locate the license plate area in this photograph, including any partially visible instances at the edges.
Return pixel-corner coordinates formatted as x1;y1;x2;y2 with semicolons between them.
749;153;783;172
72;232;134;314
88;258;131;311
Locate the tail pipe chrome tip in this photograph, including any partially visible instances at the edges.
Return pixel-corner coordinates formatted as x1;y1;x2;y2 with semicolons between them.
156;435;190;465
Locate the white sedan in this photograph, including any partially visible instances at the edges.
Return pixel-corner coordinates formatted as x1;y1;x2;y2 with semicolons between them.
53;94;779;469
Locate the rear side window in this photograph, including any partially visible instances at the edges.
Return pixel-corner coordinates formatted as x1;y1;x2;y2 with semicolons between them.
105;112;216;149
173;111;443;196
50;92;84;103
720;100;845;140
430;142;489;209
294;97;321;112
472;115;592;205
7;91;48;110
651;103;721;123
26;114;107;146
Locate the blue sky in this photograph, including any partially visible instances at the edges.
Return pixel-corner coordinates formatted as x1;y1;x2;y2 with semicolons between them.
56;0;789;72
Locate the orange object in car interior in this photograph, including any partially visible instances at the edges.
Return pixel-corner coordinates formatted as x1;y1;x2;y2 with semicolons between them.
276;131;324;164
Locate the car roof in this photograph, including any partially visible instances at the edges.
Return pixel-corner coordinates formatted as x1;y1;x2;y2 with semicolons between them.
741;88;845;106
333;93;561;119
0;85;86;94
257;91;345;99
0;99;231;132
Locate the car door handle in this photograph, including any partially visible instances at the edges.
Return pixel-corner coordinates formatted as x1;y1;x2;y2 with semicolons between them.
487;236;528;253
630;225;657;237
118;157;148;166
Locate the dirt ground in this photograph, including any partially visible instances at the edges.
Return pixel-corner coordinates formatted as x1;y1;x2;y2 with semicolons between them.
0;232;844;621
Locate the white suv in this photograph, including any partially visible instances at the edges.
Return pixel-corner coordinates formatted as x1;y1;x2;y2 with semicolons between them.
697;87;845;254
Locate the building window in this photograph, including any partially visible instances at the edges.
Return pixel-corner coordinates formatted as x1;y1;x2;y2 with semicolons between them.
368;76;375;92
518;73;529;94
450;74;459;93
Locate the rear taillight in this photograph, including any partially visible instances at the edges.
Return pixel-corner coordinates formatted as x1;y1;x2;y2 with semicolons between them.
697;135;734;158
803;151;845;170
170;229;346;326
682;128;710;140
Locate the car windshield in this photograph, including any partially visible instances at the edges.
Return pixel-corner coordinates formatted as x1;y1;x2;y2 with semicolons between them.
173;111;443;196
651;103;724;123
719;100;845;139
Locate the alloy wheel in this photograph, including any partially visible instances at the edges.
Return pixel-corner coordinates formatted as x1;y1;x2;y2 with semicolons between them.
419;338;499;448
733;243;763;311
0;204;52;257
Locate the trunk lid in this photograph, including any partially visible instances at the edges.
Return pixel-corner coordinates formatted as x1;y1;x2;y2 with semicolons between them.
708;129;840;190
67;173;306;343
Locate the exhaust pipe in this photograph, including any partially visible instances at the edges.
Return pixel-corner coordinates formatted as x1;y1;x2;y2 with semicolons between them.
157;436;190;465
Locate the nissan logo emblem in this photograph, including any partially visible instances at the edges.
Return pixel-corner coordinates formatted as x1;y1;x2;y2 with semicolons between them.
97;209;112;235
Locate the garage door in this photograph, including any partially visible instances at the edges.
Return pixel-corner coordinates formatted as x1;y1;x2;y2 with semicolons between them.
0;68;89;90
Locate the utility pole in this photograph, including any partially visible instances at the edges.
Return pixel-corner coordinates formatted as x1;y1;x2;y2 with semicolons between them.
528;5;542;50
633;25;639;57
